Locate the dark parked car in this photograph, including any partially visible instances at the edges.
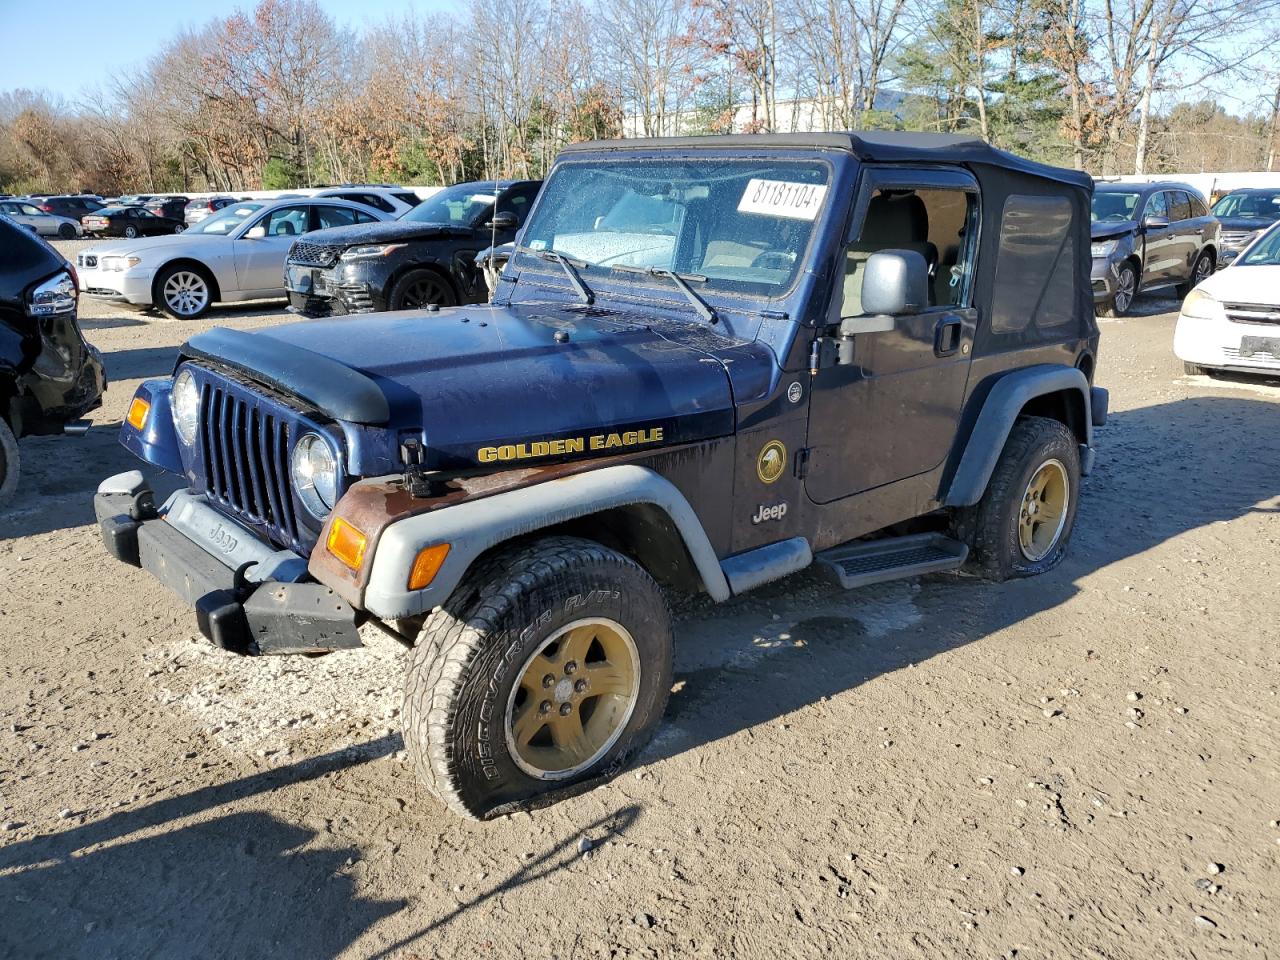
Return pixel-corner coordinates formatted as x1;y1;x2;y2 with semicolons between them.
1210;188;1280;265
184;196;237;226
35;195;106;221
0;215;105;505
144;196;189;221
81;205;185;238
102;132;1106;819
284;180;542;315
1090;180;1220;316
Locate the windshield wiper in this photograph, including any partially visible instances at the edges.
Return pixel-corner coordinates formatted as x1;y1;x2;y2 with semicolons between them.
520;246;593;304
611;264;721;325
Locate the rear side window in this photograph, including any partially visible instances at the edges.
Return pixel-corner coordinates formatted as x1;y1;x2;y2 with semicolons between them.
990;195;1076;334
315;205;360;230
394;192;421;206
1169;192;1193;222
1188;194;1208;218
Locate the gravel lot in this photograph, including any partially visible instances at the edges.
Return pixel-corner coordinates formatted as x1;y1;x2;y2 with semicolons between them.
1;238;1278;959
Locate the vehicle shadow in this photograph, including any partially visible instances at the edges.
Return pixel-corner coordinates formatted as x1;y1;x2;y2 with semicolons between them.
0;732;642;960
651;394;1279;761
105;345;179;380
0;736;400;960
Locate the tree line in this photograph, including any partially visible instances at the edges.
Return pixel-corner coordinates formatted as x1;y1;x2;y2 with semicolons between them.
2;0;1278;195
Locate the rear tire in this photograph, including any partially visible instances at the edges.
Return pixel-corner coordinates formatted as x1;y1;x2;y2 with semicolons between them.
402;536;673;820
123;225;138;239
0;419;20;508
1176;251;1213;298
953;417;1080;581
58;223;76;240
388;269;456;311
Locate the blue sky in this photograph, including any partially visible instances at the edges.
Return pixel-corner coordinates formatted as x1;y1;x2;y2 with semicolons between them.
0;0;454;102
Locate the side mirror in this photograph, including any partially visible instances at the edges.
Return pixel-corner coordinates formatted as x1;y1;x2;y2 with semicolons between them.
1142;215;1169;230
485;211;518;231
245;225;266;239
860;249;929;318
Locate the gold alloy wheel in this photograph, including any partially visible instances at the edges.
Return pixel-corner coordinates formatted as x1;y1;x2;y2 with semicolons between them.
504;617;641;780
1018;458;1070;562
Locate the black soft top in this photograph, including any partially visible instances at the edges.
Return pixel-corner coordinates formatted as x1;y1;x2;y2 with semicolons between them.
561;132;1092;191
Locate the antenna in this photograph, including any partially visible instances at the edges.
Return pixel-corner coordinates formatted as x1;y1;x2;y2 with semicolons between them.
488;182;500;302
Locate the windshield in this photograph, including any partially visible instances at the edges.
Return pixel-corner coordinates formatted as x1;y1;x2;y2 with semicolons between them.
517;158;830;296
401;184;497;225
186;201;264;235
1238;224;1280;266
1213;192;1280;221
1091;191;1143;223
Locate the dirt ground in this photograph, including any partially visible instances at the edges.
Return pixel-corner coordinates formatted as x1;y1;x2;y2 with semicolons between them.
1;239;1278;959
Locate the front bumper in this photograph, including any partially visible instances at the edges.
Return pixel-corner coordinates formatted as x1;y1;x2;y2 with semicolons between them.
1173;311;1280;373
95;472;362;655
78;265;155;306
1090;257;1119;303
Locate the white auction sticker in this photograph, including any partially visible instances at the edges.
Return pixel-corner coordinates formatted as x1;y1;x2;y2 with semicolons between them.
738;179;828;220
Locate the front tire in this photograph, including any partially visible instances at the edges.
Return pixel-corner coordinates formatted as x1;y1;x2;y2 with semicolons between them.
388;269;456;311
0;419;19;508
953;416;1081;581
1100;262;1136;317
402;536;673;820
58;223;76;240
154;264;213;319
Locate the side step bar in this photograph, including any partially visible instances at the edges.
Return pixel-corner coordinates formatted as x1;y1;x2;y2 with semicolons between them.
814;533;968;590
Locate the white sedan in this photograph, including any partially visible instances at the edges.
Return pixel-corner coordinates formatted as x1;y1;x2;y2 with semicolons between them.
0;199;82;238
75;197;391;319
1174;220;1280;376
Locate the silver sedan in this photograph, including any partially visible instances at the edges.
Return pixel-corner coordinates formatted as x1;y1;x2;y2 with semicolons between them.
0;199;82;239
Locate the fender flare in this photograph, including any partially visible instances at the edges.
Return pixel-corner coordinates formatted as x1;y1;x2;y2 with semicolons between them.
944;365;1093;508
361;463;732;620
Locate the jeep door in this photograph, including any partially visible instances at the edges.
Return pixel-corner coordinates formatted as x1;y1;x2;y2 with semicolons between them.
805;167;978;504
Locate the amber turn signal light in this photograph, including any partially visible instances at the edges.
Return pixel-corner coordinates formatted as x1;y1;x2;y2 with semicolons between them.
407;543;450;590
327;517;368;571
126;396;150;430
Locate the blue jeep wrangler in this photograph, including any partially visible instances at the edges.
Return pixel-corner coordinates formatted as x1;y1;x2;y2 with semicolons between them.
97;133;1107;819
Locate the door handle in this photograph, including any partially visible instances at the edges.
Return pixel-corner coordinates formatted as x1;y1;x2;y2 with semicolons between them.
934;318;962;357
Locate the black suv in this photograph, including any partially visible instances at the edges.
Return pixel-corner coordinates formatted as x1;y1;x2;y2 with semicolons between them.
35;195;106;221
100;132;1106;820
284;180;542;315
1210;188;1280;265
1090;180;1220;316
0;216;105;505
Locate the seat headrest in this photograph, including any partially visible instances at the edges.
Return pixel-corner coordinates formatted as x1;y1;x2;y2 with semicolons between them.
860;192;929;245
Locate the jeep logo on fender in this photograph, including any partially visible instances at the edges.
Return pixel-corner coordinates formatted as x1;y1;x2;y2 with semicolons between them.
752;502;788;524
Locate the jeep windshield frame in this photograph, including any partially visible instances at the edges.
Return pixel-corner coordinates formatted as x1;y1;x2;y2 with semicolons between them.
511;155;834;305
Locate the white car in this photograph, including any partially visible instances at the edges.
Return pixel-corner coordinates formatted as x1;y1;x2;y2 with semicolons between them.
313;187;423;218
1174;220;1280;376
75;197;390;319
0;199;82;239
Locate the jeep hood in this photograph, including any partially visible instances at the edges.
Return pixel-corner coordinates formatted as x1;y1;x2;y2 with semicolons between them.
301;220;471;247
245;303;741;470
1090;219;1139;241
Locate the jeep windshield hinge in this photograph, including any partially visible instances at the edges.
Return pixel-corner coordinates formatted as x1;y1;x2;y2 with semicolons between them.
809;336;840;374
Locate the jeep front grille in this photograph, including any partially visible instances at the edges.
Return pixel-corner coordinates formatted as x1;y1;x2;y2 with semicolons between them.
200;382;300;547
288;241;342;268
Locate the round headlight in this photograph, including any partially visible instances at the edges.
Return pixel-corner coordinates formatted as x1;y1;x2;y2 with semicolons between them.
171;369;199;445
291;432;339;519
